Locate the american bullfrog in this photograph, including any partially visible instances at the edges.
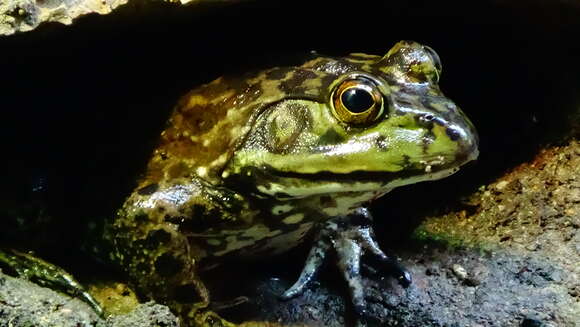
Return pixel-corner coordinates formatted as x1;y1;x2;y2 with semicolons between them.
1;41;478;326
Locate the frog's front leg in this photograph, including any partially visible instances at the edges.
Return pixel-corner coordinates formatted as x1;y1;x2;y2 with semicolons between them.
281;207;411;316
107;177;254;326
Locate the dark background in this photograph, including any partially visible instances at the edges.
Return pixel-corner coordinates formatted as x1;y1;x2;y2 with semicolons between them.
0;0;578;312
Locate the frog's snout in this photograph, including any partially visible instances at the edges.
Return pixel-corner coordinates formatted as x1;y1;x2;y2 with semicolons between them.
454;127;479;164
448;115;480;165
413;103;479;166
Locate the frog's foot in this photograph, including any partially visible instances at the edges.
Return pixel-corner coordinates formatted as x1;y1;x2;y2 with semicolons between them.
280;208;411;316
0;248;104;317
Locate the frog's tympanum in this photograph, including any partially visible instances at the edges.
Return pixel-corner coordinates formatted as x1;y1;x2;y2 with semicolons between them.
1;41;479;326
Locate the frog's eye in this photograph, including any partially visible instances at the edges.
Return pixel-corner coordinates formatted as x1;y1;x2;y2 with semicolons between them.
423;45;442;82
332;77;384;125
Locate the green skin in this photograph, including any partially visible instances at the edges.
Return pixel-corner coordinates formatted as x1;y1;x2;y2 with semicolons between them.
1;41;478;326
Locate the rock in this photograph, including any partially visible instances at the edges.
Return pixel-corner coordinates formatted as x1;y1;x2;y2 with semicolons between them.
0;0;129;36
0;271;179;327
451;264;468;281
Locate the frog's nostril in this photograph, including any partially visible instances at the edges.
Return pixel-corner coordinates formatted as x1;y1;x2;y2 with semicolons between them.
446;127;461;141
417;114;435;126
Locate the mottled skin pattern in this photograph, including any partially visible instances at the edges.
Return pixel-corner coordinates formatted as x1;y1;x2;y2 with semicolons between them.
102;41;478;326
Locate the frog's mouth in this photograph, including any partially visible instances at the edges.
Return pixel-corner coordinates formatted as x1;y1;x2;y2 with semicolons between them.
227;154;475;199
269;147;477;181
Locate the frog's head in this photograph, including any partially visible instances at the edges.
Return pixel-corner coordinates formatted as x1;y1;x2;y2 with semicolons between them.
224;41;478;205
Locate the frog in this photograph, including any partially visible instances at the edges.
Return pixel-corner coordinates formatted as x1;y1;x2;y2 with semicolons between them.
0;40;478;326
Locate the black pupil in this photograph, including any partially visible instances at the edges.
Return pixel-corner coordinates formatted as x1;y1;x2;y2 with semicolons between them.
341;87;374;113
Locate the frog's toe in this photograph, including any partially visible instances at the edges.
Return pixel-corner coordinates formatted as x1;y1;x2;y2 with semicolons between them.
383;260;412;288
280;237;330;300
335;236;366;316
356;226;412;288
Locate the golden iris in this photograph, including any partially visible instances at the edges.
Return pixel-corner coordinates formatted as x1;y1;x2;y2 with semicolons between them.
332;77;383;125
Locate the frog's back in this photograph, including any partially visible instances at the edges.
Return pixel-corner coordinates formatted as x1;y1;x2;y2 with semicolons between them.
143;76;262;185
142;58;343;186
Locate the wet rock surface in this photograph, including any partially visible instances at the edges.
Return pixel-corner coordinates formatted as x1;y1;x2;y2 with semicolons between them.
0;270;103;327
0;270;180;327
0;0;129;36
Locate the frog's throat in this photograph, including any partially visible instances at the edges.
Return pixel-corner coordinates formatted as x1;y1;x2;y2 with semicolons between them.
226;163;464;200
